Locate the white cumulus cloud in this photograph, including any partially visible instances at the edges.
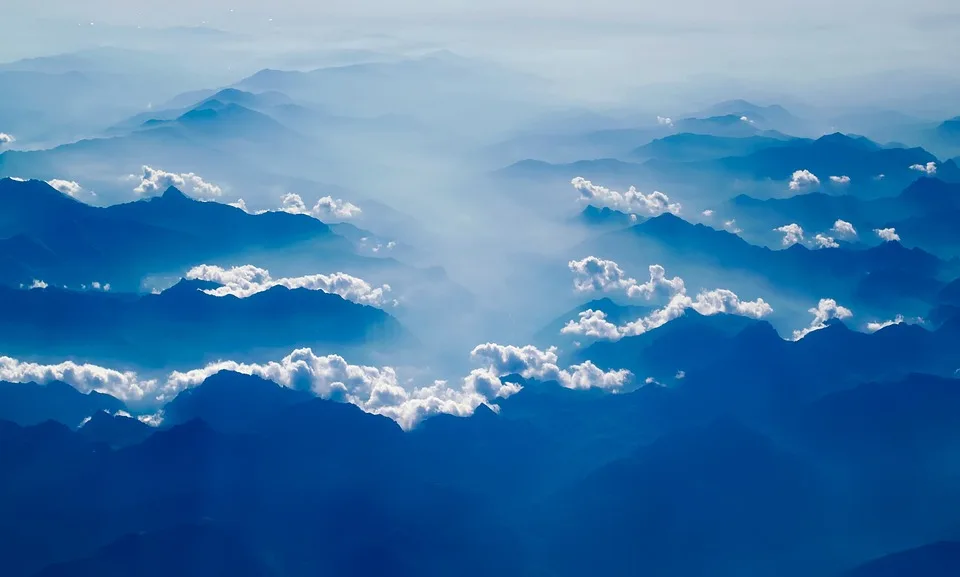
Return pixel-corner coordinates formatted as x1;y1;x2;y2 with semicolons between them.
910;162;937;175
724;219;743;234
133;165;222;198
792;298;852;340
470;343;632;391
0;133;14;145
775;223;805;247
47;179;97;201
701;209;714;217
657;116;673;126
0;357;157;402
279;193;361;220
186;264;394;307
829;175;851;185
561;309;622;340
831;219;857;238
564;260;772;341
874;227;900;242
789;169;820;191
571;177;681;217
813;233;839;249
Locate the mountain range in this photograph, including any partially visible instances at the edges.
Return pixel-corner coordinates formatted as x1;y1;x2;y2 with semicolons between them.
5;362;960;576
0;178;350;290
0;279;407;367
581;212;951;315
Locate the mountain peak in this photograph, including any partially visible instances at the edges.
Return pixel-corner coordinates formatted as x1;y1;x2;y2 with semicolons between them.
160;186;191;201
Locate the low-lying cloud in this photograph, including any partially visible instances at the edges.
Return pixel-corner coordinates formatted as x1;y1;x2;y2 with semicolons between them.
571;177;681;217
470;343;632;391
789;169;820;191
874;227;900;242
0;133;15;145
280;193;361;220
792;298;852;340
831;219;857;238
775;223;805;247
186;264;395;307
910;162;937;175
813;233;839;249
829;175;851;185
564;259;772;341
133;165;222;198
0;342;633;430
866;314;904;333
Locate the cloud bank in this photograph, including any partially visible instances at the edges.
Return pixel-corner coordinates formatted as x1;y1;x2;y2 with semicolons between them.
571;177;681;217
0;343;633;430
564;260;772;341
910;162;937;175
470;343;632;391
133;165;222;198
186;264;394;307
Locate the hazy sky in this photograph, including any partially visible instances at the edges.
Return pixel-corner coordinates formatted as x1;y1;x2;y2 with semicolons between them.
4;0;959;109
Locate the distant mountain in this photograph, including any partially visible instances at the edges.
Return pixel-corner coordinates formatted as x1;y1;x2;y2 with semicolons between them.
0;280;407;367
486;126;670;165
723;177;960;250
673;114;791;138
934;116;960;143
842;541;960;577
534;297;654;345
574;205;639;229
77;411;154;449
0;179;351;290
535;419;828;577
0;381;125;427
162;372;311;432
694;99;807;134
718;133;938;193
30;522;272;577
496;157;646;182
632;132;802;162
233;53;546;131
583;213;945;309
793;374;960;461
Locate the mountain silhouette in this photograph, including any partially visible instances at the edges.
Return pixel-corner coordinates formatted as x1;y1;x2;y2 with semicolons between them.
0;380;125;427
78;411;154;448
0;281;406;367
633;132;800;162
842;541;960;577
0;178;352;290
